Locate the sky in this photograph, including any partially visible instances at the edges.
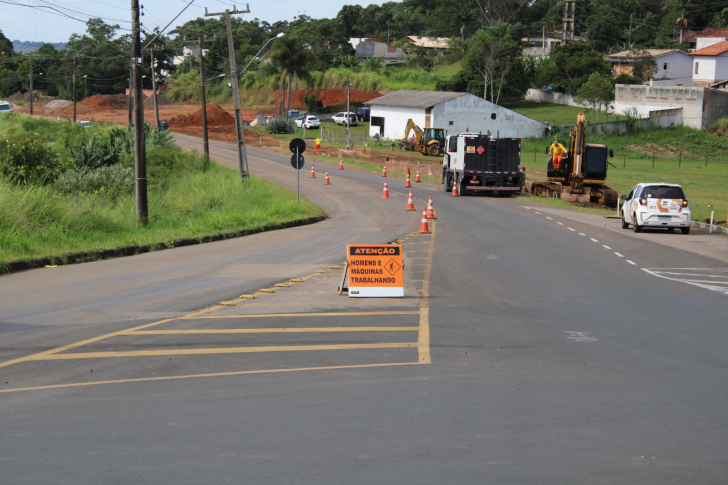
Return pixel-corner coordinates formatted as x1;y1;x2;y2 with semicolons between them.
0;0;389;43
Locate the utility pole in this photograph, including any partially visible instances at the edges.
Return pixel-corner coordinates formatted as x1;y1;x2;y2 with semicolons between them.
184;36;216;161
132;0;148;223
149;47;160;129
206;5;251;181
72;56;77;123
346;81;351;145
29;55;34;115
629;13;633;46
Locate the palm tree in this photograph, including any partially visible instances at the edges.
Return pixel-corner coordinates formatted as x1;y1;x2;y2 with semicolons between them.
268;35;314;121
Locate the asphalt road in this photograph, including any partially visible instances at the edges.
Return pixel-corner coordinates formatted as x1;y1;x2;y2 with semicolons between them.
2;134;728;484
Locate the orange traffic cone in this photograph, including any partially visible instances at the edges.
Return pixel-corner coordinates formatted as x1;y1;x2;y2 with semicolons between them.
415;169;421;182
310;164;316;178
339;159;344;170
382;166;387;177
427;196;436;219
382;181;389;198
406;190;415;211
451;177;459;196
405;172;412;187
325;170;331;185
419;207;430;234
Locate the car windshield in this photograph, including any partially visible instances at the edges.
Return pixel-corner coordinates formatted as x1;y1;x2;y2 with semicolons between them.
643;185;686;199
0;103;11;112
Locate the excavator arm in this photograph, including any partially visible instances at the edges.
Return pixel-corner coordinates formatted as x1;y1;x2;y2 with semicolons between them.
403;119;424;148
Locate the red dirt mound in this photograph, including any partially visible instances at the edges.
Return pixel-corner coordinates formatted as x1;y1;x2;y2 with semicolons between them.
143;95;180;107
58;94;132;116
276;88;381;109
169;103;234;128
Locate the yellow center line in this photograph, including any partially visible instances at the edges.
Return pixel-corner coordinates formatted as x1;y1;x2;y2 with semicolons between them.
180;311;420;319
31;342;418;360
418;221;434;364
126;327;420;335
0;362;420;394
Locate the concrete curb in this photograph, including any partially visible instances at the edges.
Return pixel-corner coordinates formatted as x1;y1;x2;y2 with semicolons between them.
691;220;728;235
0;216;328;275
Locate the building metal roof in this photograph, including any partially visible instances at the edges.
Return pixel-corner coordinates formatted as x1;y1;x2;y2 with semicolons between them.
605;49;682;61
366;90;466;108
405;36;450;49
689;41;728;56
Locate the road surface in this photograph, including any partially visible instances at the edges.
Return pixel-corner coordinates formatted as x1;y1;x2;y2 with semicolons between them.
2;134;728;484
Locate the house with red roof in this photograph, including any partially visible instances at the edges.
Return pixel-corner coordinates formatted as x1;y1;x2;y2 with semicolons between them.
689;41;728;87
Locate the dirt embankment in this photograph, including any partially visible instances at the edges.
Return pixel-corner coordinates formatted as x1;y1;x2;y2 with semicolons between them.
276;87;381;109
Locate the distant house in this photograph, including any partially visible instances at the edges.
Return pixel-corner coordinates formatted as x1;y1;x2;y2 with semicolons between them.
520;32;587;58
350;38;406;65
605;49;693;81
172;46;209;68
678;29;728;51
366;89;547;140
689;41;728;87
403;36;450;55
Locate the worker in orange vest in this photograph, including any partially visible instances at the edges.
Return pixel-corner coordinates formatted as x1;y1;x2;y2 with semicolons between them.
549;140;567;170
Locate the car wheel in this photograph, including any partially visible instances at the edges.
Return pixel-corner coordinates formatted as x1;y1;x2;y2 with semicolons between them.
621;213;629;229
632;213;642;233
681;227;690;235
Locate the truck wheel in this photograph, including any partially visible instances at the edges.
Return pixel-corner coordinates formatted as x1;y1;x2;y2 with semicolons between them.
427;145;441;157
445;172;453;192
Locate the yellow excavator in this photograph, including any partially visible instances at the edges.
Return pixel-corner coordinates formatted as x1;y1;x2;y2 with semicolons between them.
531;113;618;207
402;119;445;156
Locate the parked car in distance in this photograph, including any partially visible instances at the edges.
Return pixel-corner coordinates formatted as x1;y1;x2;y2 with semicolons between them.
0;101;12;113
354;107;370;122
294;115;320;129
332;112;358;126
620;183;691;234
78;120;92;128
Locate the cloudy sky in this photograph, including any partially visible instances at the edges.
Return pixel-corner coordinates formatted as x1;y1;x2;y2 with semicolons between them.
0;0;388;42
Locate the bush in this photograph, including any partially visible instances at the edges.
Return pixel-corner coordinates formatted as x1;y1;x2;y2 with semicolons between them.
53;165;134;197
0;134;68;185
265;117;291;134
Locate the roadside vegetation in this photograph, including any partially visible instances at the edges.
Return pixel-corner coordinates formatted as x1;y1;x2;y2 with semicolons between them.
520;125;728;224
0;114;323;269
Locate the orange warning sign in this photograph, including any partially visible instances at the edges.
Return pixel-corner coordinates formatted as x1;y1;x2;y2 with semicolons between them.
347;244;404;297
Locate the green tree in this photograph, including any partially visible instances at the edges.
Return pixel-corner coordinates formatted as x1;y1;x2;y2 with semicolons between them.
461;27;522;103
268;35;315;119
536;41;611;94
575;73;613;122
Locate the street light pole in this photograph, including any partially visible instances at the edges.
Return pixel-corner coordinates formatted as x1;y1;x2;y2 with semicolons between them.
346;81;352;145
29;55;33;115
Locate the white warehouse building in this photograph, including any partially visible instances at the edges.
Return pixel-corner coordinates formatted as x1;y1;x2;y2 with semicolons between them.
366;90;548;140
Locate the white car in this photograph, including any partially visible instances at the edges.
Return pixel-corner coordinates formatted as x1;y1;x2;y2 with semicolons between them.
295;115;320;129
331;112;358;126
0;101;11;113
620;183;691;234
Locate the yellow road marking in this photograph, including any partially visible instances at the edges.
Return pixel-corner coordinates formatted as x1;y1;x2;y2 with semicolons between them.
31;342;418;360
0;362;421;394
127;327;419;335
181;311;420;319
418;216;434;364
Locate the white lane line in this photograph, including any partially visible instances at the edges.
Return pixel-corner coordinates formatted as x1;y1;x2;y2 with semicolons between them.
614;252;624;258
521;206;530;209
643;268;728;295
626;260;637;265
590;238;598;242
535;211;541;214
546;216;553;220
557;222;564;226
579;233;586;236
603;245;612;250
568;227;576;231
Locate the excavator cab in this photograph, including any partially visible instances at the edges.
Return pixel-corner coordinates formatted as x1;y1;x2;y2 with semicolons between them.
421;128;445;156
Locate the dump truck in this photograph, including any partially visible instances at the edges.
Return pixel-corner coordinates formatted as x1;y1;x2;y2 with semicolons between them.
441;132;523;195
531;113;618;207
402;119;445;156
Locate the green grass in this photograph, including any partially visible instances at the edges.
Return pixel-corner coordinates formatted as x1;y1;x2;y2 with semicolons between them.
0;114;325;268
502;100;624;127
520;125;728;224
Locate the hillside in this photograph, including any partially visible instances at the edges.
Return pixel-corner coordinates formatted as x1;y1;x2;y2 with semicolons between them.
12;40;66;52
